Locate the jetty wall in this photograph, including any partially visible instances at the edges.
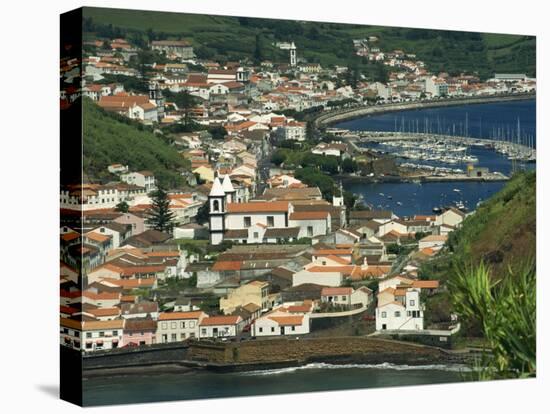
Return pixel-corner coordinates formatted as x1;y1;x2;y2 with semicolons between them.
315;93;535;127
186;336;452;367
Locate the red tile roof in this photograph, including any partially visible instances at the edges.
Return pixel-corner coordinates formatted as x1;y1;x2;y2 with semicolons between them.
289;211;329;220
268;315;304;326
212;261;242;271
159;311;205;321
321;287;353;296
200;316;241;326
226;201;289;213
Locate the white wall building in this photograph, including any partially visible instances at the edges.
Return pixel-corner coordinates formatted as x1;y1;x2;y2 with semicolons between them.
252;311;310;337
376;289;423;331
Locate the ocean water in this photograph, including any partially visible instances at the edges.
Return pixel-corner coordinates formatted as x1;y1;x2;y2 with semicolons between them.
335;100;536;215
82;362;469;406
345;180;504;217
335;99;536;146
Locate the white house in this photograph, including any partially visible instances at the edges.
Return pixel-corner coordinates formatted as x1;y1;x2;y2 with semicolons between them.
60;318;125;352
121;171;157;193
277;121;307;141
252;312;310;337
289;211;331;239
320;287;353;306
418;234;448;250
292;268;343;287
435;208;465;228
376;289;423;331
199;315;244;338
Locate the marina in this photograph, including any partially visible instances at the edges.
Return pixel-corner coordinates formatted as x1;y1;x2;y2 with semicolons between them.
334;100;536;215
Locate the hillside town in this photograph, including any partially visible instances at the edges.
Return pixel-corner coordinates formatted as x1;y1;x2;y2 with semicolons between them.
61;31;526;354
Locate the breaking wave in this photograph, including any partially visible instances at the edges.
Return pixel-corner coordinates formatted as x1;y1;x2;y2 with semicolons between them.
241;362;473;376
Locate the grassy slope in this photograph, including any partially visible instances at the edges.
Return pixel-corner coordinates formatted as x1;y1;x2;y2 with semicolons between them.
83;98;189;188
422;171;535;335
83;7;535;78
447;171;536;274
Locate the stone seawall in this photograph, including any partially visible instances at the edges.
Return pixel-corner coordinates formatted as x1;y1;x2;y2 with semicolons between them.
315;94;535;127
81;337;476;377
186;336;454;368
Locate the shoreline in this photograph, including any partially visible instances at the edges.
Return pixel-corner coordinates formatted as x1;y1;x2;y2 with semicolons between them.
335;174;510;184
314;93;535;127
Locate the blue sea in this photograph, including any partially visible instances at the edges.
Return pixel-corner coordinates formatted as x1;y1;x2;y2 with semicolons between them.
83;362;469;406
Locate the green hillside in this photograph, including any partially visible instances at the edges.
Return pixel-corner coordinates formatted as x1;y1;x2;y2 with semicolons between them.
422;171;536;339
83;7;536;79
83;98;189;188
447;171;536;273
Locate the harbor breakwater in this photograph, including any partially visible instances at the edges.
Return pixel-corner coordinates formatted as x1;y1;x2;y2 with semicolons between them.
314;93;535;127
82;336;476;377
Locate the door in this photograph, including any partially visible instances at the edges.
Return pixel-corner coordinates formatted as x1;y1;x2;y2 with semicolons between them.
280;327;285;335
382;324;387;330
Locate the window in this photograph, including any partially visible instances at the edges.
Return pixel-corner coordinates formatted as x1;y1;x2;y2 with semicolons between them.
181;321;186;329
292;326;296;331
341;296;347;301
99;331;105;337
171;334;177;341
189;333;195;338
307;226;313;237
189;321;195;328
63;328;68;334
267;216;274;227
381;311;387;318
86;332;92;338
409;300;415;307
112;331;118;336
253;232;259;239
181;333;186;340
395;311;401;317
74;331;80;338
171;322;177;329
271;327;275;332
407;311;411;317
244;217;251;228
85;343;92;350
259;327;263;333
213;199;220;212
201;328;207;335
100;228;105;233
161;322;167;329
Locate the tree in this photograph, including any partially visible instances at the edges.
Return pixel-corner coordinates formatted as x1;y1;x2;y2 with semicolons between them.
115;201;129;213
174;91;197;127
271;150;286;166
306;121;316;141
145;188;176;233
208;126;227;140
253;33;264;65
342;158;357;173
195;202;210;225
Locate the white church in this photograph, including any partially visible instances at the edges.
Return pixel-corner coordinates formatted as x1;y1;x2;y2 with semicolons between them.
208;175;342;245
